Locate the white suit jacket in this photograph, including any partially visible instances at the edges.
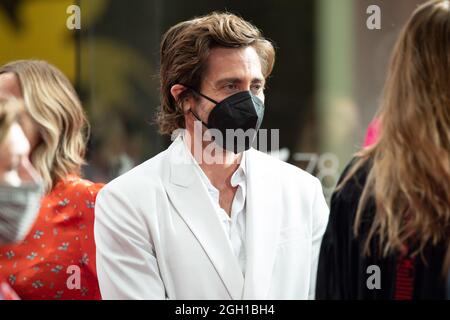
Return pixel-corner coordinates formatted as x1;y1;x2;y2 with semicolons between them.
94;135;329;300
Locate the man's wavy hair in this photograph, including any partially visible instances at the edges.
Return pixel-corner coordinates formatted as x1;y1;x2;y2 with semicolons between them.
157;12;275;135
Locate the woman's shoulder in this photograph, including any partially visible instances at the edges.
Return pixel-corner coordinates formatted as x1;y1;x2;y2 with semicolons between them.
51;174;105;202
333;156;372;203
328;156;375;229
42;175;105;223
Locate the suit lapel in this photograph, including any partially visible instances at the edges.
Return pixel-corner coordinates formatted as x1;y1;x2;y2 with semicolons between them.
242;149;282;299
163;136;244;300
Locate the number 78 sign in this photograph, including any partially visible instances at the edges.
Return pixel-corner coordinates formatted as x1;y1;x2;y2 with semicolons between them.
293;152;340;201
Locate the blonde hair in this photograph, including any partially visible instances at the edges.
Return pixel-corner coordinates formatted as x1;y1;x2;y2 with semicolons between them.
339;0;450;270
0;98;22;147
157;12;275;134
0;60;89;192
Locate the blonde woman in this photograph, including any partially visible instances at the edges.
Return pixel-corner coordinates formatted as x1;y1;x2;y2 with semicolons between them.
0;60;104;300
0;98;42;300
316;0;450;299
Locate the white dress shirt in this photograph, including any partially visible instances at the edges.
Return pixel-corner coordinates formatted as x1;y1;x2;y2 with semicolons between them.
182;135;247;276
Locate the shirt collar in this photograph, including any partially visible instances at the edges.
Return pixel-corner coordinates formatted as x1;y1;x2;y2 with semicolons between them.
181;130;247;193
230;152;246;188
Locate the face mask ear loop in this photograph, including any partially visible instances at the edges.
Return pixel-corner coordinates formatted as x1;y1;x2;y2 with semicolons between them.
179;84;219;104
179;83;218;128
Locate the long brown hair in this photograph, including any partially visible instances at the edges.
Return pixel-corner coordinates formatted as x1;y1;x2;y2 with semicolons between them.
339;0;450;271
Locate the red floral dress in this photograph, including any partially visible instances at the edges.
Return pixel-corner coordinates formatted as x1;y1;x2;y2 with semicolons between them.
0;175;104;300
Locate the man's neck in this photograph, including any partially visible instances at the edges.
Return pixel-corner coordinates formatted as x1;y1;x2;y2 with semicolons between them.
184;132;242;190
199;157;240;191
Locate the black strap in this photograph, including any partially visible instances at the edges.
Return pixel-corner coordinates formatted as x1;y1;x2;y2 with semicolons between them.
179;84;218;104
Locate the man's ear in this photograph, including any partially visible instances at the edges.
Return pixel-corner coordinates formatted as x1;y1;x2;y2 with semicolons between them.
170;84;191;113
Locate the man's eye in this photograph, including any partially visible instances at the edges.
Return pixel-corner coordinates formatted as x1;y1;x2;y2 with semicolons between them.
225;84;238;91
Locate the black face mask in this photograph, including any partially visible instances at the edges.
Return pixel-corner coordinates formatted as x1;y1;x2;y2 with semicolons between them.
186;87;265;154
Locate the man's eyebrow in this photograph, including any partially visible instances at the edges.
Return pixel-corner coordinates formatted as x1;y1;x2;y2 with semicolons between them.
214;78;241;87
213;77;265;87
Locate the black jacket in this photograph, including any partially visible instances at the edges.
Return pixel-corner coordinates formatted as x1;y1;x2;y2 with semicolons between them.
315;159;448;299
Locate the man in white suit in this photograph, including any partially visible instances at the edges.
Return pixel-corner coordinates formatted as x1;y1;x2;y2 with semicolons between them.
94;12;329;300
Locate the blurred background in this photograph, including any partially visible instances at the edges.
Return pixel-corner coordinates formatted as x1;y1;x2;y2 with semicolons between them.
0;0;426;201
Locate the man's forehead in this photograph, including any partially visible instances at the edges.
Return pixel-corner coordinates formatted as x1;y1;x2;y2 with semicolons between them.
213;77;265;86
204;46;264;83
